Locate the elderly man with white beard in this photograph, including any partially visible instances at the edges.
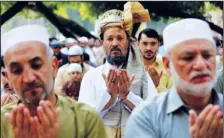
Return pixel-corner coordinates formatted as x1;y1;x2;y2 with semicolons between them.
124;18;223;138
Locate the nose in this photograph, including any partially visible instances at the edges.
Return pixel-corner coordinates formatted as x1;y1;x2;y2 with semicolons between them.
112;39;119;46
22;67;36;83
146;45;152;50
193;55;207;71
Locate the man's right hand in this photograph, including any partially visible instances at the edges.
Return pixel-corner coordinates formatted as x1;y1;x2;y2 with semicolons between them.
5;104;38;138
146;67;162;87
102;69;119;99
189;104;223;138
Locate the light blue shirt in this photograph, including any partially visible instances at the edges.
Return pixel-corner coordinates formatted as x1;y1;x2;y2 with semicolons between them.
124;88;223;138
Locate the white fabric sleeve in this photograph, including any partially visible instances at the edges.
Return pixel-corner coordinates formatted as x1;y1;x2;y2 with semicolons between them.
99;93;118;117
146;73;159;101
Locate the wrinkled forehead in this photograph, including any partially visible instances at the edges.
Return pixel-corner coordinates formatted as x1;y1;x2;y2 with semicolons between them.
172;39;216;54
4;41;48;65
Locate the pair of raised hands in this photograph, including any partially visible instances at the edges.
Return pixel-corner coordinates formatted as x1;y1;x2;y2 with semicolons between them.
189;104;223;138
102;69;135;101
5;101;60;138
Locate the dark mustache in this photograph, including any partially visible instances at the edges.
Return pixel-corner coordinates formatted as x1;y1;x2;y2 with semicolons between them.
110;46;122;53
22;81;42;92
145;50;153;53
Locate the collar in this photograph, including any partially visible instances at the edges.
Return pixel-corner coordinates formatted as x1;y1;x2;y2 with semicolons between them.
166;87;185;114
166;88;223;115
103;61;123;75
151;57;162;67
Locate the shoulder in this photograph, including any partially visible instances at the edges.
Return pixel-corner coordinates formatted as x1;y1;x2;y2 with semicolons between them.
57;96;101;121
83;65;103;79
1;101;18;116
1;101;18;125
131;91;170;122
58;64;69;72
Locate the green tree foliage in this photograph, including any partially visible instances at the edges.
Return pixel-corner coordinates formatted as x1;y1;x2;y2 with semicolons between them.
1;1;222;22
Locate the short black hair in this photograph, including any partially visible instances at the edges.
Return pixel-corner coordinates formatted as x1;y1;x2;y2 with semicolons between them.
138;28;159;41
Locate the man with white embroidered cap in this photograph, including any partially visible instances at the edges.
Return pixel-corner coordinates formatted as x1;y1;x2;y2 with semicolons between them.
78;2;158;138
1;25;107;138
54;45;93;95
124;18;223;138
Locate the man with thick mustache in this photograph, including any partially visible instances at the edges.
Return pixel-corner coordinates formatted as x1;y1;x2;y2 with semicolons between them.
138;28;172;93
1;25;107;138
78;2;158;138
124;18;223;138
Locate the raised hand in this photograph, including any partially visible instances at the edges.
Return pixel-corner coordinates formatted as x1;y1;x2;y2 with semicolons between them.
146;67;162;87
5;104;38;138
33;100;60;138
102;69;119;99
118;69;135;101
189;104;223;138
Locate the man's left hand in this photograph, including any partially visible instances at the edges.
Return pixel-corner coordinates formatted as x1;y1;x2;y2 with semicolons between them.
33;101;60;138
118;69;135;101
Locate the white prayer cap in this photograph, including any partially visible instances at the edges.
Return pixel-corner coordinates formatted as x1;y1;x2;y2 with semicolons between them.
1;25;49;56
67;63;82;73
65;37;76;43
60;47;68;55
78;37;88;43
68;45;83;56
163;18;215;53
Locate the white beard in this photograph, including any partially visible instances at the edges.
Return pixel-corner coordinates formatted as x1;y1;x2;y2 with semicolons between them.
170;62;216;97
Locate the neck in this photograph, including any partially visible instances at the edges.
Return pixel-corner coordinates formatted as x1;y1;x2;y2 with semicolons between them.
23;93;57;116
177;88;212;114
143;57;156;67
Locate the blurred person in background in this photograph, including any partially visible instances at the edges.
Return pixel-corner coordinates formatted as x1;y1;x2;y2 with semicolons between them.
54;45;93;95
138;28;172;93
60;37;77;65
50;40;63;67
93;39;106;66
1;56;19;106
79;36;98;67
62;63;83;100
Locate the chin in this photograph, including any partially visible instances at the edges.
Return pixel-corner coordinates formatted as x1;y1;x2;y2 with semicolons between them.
181;82;213;97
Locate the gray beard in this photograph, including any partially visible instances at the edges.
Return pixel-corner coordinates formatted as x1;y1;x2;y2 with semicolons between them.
106;47;129;67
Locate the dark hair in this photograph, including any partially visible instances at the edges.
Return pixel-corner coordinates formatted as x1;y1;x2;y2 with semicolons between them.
138;28;159;41
1;56;5;68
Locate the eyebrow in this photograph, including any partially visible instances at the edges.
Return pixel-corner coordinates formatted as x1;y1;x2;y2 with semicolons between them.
9;56;43;67
180;49;214;55
29;57;44;64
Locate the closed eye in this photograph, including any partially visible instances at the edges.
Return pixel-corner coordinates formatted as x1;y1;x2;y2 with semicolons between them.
30;57;43;70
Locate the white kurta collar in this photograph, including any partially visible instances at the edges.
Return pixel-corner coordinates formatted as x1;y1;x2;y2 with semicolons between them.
103;61;123;76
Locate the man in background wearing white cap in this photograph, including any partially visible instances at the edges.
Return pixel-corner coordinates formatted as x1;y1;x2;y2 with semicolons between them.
78;2;158;138
54;45;93;95
1;25;107;138
62;63;83;100
124;18;223;138
79;36;98;67
60;37;77;65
